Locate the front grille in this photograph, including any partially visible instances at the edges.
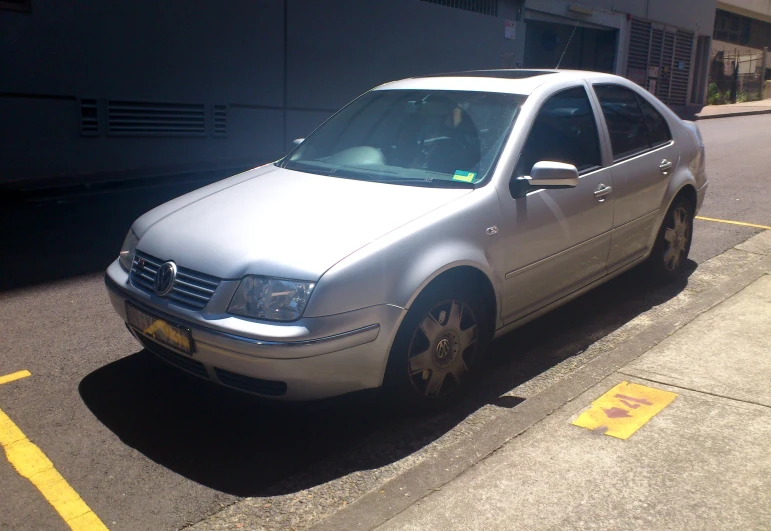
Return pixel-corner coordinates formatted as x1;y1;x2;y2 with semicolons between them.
214;368;287;397
138;335;210;380
130;250;220;310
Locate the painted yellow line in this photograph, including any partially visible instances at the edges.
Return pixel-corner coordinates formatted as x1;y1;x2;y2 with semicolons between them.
572;381;678;440
0;373;108;530
0;370;32;386
696;216;771;230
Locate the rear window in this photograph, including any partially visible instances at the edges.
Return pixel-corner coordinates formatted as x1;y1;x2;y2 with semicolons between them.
637;95;672;147
593;84;650;161
593;84;673;162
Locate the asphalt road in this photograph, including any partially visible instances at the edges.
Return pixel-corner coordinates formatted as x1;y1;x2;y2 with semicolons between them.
0;114;769;531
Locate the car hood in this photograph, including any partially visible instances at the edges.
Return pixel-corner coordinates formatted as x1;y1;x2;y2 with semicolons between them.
136;165;473;280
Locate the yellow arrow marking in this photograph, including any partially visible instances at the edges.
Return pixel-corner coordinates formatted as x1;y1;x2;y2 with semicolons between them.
0;372;108;530
572;381;678;440
695;216;771;230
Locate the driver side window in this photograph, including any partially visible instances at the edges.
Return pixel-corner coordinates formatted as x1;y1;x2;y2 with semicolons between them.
516;86;602;178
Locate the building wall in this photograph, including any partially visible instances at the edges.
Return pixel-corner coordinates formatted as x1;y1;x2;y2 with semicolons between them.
0;0;524;186
523;0;716;106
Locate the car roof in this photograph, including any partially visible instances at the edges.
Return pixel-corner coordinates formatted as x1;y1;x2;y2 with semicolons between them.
374;69;623;95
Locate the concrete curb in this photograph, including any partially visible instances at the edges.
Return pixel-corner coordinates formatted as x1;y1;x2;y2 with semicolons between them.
694;108;771;120
309;253;771;531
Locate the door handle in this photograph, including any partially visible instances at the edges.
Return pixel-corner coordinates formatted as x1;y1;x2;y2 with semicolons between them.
594;184;612;201
659;159;673;174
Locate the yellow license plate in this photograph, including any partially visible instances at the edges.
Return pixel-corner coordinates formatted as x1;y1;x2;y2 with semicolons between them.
126;302;193;355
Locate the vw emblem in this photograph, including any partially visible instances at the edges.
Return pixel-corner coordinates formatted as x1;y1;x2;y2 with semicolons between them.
436;338;451;360
154;261;177;296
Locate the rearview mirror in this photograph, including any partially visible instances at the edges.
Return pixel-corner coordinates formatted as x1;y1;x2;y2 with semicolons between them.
510;161;579;198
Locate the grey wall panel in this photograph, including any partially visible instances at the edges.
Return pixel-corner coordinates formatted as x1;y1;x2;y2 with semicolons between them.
0;0;285;105
284;109;336;153
0;98;79;181
286;0;520;110
0;98;283;183
0;0;527;185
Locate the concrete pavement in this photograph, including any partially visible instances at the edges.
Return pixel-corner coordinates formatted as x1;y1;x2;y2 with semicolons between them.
330;230;771;531
695;98;771;120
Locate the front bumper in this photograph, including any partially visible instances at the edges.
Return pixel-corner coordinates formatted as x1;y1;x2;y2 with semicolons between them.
105;259;405;400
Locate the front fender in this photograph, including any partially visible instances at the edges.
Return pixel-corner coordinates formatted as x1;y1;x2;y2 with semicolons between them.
303;187;504;318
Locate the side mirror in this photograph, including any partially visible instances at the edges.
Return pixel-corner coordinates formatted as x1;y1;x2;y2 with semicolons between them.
510;161;579;198
292;138;305;147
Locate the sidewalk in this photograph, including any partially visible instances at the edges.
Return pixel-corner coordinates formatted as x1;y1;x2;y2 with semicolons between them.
695;98;771;120
317;231;771;531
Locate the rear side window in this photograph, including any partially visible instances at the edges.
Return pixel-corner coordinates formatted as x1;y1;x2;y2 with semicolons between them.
516;86;601;177
637;95;671;147
593;84;650;161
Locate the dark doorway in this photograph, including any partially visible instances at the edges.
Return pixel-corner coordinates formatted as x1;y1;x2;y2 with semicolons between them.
524;20;616;72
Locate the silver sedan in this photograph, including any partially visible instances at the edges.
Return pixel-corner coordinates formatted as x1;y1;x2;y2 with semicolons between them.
105;70;707;408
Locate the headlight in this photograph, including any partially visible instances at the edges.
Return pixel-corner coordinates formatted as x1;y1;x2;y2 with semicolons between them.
228;276;315;321
119;229;138;272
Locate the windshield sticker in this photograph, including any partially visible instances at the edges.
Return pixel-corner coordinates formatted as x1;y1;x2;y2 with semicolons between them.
452;170;476;183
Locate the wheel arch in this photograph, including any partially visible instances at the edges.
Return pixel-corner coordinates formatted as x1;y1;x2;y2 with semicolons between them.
647;169;699;252
645;182;698;258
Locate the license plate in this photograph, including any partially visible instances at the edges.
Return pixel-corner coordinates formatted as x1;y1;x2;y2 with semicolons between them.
126;302;194;355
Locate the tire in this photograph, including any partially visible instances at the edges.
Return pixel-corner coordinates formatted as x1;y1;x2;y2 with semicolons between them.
647;196;694;281
383;280;491;412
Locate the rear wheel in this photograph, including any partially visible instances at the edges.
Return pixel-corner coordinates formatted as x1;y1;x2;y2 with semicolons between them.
384;282;490;411
648;196;694;280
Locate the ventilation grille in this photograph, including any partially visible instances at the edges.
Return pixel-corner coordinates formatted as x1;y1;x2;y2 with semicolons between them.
213;368;288;397
213;104;228;137
670;31;694;107
421;0;497;16
140;336;210;380
107;100;206;136
657;31;676;106
626;18;694;107
0;0;32;13
79;99;99;136
627;19;651;80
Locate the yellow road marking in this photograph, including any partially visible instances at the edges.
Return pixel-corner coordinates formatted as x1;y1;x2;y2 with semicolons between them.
572;381;678;440
0;370;32;385
0;372;108;530
696;216;771;230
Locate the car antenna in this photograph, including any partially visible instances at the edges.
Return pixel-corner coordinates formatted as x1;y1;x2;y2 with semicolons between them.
555;20;580;69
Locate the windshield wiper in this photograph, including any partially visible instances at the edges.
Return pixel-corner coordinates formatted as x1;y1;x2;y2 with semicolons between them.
283;161;376;180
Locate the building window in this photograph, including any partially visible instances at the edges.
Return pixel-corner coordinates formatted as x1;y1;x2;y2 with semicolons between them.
713;9;771;49
421;0;497;17
0;0;31;12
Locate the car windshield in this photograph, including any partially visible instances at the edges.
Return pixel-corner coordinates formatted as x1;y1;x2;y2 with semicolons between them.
279;90;526;187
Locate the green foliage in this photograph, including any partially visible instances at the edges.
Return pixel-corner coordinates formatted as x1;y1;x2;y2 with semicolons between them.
736;92;762;103
707;82;725;105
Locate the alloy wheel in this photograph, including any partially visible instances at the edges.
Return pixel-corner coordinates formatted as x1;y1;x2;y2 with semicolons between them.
406;299;478;398
662;205;691;271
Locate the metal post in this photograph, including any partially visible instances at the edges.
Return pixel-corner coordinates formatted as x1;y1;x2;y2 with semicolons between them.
731;48;738;104
763;47;769;100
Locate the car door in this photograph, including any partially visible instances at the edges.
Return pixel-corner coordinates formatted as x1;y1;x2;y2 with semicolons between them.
499;85;614;325
592;84;680;271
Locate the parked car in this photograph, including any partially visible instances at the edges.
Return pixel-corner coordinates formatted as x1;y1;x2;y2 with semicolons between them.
105;70;708;408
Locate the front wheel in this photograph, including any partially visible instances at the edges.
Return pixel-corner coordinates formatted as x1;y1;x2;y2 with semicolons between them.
384;283;490;411
647;197;694;280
